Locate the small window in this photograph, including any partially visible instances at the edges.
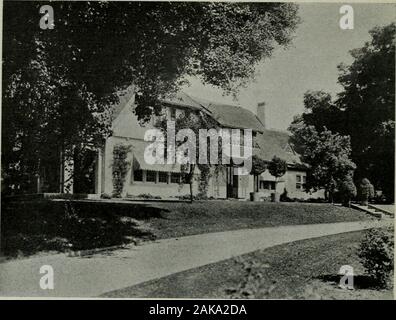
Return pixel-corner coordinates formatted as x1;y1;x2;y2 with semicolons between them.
146;170;157;183
158;172;168;183
296;175;305;190
259;181;275;190
133;170;143;182
170;108;176;120
171;172;181;184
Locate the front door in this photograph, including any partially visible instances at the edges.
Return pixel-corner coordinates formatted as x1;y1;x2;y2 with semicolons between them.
226;167;239;198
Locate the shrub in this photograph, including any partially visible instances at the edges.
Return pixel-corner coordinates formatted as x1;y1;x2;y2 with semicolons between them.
137;193;161;200
268;156;287;180
250;155;267;176
358;228;394;288
112;144;131;198
339;175;357;206
100;193;112;199
358;178;375;205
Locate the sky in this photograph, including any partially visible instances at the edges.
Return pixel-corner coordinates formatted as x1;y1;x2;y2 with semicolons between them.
182;3;396;131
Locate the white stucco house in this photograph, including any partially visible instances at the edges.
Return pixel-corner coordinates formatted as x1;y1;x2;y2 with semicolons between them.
75;89;324;201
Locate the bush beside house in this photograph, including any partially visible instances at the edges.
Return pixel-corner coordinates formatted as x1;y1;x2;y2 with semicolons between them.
358;178;375;206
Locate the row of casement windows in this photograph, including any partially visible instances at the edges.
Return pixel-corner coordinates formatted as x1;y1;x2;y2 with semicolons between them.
133;169;184;184
296;175;307;190
259;181;276;190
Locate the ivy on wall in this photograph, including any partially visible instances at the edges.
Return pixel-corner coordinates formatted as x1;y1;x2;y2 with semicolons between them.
112;144;131;198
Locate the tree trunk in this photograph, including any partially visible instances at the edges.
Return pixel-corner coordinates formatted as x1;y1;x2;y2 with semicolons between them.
188;164;195;203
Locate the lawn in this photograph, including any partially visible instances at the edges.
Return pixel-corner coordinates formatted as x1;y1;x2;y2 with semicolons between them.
146;201;373;240
102;229;394;299
2;200;373;258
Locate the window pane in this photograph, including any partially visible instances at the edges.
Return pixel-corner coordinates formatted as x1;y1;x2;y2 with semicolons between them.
133;170;143;182
146;170;156;182
302;176;306;183
296;175;301;182
159;172;168;183
170;108;176;120
171;172;180;183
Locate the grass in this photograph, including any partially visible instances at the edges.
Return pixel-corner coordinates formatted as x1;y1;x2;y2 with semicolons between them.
102;230;394;299
146;201;373;239
2;200;373;258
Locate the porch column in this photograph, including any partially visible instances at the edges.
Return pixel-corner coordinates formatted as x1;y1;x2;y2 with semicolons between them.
95;149;103;194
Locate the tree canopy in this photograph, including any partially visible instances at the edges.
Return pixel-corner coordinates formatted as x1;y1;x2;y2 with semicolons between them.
289;122;356;199
289;23;395;202
2;1;300;193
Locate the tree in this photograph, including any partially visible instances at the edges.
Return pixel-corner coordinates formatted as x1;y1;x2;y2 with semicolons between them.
289;24;395;202
358;178;375;206
338;175;357;207
2;2;300;194
289;122;356;202
268;156;287;201
337;24;395;202
250;155;267;192
297;90;344;134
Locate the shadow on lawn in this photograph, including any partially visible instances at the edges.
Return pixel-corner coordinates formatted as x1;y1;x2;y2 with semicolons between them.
1;200;169;257
317;274;383;290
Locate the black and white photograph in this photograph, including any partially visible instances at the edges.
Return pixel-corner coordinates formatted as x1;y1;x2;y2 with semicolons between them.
0;0;394;304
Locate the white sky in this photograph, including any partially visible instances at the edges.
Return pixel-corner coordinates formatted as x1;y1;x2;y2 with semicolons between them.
182;3;396;130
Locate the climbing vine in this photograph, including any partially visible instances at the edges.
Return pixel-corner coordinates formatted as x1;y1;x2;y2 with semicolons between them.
112;144;131;197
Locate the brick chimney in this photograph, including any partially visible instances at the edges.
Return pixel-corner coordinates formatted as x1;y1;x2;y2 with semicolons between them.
257;102;266;129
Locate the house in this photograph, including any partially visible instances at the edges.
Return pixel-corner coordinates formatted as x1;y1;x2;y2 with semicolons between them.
46;87;323;201
70;89;322;201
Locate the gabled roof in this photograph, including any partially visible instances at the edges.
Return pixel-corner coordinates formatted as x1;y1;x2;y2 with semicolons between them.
256;129;304;166
184;95;265;133
111;86;135;121
161;92;203;110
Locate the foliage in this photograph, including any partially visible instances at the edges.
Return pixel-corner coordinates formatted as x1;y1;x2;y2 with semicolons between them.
337;24;395;202
290;24;395;202
268;156;287;180
225;256;265;299
289;122;356;199
358;228;394;288
2;2;300;194
250;155;267;176
112;144;131;197
156;110;224;201
136;193;162;200
338;175;357;206
358;178;375;203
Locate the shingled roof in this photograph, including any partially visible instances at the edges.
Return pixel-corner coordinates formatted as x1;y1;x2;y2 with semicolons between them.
184;95;265;133
256;129;304;166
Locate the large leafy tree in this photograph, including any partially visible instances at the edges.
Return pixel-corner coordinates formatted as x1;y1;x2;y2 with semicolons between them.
2;1;300;193
337;23;395;201
289;23;395;202
289;121;356;201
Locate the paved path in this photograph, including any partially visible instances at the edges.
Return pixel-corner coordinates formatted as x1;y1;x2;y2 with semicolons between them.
0;219;392;297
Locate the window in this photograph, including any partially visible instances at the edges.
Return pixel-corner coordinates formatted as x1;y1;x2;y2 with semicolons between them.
133;169;143;182
158;172;169;183
171;172;181;184
296;175;306;191
170;108;176;120
146;170;157;183
260;181;275;190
